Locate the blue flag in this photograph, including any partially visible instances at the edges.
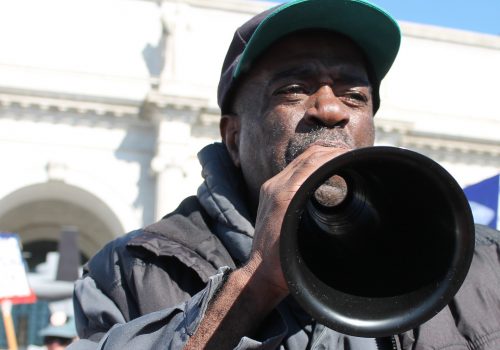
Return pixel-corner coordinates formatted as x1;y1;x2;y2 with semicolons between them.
463;174;499;230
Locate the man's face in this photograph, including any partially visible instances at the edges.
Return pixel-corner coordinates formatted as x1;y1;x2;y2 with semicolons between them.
224;31;375;207
44;336;73;350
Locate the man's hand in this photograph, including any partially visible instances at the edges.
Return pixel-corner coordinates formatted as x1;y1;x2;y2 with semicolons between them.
185;145;349;350
246;144;350;296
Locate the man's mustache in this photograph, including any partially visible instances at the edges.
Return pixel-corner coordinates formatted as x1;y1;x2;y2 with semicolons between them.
284;127;353;166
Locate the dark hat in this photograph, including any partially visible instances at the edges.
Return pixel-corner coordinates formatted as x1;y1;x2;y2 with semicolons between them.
217;0;401;114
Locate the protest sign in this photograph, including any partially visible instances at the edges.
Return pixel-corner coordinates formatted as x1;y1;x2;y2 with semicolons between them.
0;233;36;303
0;233;36;350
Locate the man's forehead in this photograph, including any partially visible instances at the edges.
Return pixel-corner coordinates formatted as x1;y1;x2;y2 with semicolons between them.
250;31;370;78
267;63;370;86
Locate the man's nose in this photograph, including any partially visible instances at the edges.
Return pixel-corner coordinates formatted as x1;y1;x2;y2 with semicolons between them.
304;85;349;128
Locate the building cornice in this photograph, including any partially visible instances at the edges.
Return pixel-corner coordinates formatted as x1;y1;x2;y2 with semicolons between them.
0;86;218;124
140;90;213;121
376;118;500;157
144;90;209;111
402;133;500;157
0;89;142;118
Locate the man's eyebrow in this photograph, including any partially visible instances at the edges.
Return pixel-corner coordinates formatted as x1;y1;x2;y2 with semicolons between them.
269;64;371;86
269;66;318;83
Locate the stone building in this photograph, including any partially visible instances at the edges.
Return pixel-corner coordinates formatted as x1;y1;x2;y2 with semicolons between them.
0;0;499;268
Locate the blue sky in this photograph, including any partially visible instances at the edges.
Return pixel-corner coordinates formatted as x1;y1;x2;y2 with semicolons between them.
263;0;500;36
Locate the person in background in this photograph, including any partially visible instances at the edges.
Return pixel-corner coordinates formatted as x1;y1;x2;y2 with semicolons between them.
39;312;77;350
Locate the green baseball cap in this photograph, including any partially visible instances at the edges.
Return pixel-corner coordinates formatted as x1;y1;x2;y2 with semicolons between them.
218;0;401;113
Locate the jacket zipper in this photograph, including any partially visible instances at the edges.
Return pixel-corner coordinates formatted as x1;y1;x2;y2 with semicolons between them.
375;336;398;350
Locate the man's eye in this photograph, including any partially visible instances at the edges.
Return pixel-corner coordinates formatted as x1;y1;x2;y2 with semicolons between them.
274;85;307;96
343;91;368;103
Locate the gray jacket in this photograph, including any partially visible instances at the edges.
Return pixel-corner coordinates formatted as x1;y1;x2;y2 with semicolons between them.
70;143;500;350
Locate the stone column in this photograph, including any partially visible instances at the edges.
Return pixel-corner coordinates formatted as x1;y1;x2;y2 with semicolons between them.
151;109;196;220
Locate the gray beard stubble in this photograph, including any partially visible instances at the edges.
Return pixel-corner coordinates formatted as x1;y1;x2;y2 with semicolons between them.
283;127;353;167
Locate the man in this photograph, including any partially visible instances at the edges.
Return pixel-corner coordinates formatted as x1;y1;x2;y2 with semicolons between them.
69;0;500;349
38;315;77;350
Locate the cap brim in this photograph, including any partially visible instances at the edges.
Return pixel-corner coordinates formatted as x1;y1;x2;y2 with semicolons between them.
234;0;400;83
39;322;77;339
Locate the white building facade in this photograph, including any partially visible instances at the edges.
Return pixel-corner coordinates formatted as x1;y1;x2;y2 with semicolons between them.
0;0;499;266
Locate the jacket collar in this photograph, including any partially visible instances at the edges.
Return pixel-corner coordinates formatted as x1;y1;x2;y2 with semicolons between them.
196;142;254;265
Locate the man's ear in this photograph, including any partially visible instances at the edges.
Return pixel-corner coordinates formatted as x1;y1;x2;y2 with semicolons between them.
220;114;241;168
